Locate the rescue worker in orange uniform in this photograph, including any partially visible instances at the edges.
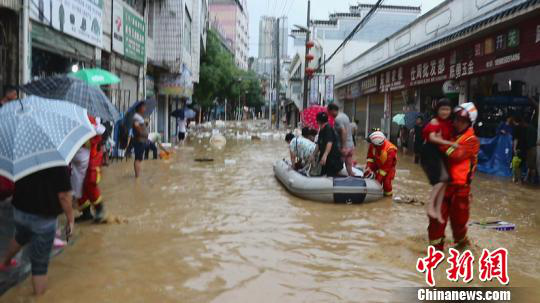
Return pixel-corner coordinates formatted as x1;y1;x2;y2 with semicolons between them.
428;103;480;251
76;116;106;223
365;131;398;196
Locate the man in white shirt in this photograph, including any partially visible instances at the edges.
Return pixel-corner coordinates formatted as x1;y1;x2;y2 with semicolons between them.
328;103;355;176
177;117;187;145
132;103;147;178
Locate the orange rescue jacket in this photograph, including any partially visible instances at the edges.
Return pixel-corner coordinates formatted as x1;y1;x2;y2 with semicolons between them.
366;140;398;177
444;127;480;186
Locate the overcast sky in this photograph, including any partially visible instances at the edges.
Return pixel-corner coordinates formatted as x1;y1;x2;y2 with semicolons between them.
247;0;446;57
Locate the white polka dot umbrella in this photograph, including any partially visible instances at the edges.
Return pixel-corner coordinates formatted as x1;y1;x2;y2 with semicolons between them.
0;96;96;181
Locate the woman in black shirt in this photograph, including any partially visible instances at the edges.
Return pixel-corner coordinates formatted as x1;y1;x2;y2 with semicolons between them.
314;112;343;177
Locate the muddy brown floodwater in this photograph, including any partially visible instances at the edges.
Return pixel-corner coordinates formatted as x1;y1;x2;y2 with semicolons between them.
2;134;540;302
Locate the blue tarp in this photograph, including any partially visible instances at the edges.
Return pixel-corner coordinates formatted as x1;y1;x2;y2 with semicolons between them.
477;134;512;177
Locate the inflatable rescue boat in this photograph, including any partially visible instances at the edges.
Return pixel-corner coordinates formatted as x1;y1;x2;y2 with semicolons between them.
273;160;384;203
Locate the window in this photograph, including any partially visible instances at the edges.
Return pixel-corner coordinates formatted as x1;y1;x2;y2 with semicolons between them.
183;7;192;53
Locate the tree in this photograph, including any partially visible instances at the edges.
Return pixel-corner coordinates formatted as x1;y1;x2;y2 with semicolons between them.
194;30;264;118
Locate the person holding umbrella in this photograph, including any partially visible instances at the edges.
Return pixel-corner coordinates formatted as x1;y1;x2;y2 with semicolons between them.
0;97;97;295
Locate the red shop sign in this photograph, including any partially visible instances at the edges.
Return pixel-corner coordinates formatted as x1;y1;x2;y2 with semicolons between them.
376;16;540;89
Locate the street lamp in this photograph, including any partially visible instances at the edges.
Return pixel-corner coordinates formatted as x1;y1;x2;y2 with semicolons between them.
293;24;311;33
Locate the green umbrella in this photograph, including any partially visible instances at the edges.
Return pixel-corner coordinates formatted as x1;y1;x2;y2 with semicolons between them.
392;113;406;126
70;68;121;86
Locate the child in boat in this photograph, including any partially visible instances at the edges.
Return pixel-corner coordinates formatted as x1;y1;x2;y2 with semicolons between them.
421;99;459;224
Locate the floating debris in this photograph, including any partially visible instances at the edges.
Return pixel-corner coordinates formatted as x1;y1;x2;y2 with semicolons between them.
393;195;425;206
195;158;214;162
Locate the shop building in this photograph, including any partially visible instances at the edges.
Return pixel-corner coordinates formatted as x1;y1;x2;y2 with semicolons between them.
150;0;208;141
336;0;540;142
0;1;22;96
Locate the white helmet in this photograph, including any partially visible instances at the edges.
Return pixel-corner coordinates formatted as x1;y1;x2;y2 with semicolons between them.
369;131;386;146
454;102;478;125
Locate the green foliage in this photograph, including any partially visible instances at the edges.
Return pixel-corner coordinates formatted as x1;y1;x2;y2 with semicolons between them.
194;30;264;110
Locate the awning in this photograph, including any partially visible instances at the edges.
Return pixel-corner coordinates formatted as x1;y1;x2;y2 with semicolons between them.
31;22;94;60
1;0;21;11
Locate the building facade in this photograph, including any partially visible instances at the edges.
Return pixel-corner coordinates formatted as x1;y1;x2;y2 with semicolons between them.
149;0;208;141
336;0;540;145
0;1;23;97
258;16;288;59
209;0;249;70
287;3;420;125
6;0;208;143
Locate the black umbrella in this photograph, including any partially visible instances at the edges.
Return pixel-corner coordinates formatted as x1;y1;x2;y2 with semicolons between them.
170;108;185;119
122;98;157;130
20;75;120;121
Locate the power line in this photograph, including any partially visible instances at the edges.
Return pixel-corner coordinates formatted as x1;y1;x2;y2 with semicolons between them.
284;0;296;18
316;0;384;71
279;0;289;17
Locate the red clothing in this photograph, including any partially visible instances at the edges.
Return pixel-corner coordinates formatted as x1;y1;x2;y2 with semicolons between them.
428;127;479;249
366;140;397;196
428;185;471;250
445;127;480;185
79;117;104;209
422;117;453;141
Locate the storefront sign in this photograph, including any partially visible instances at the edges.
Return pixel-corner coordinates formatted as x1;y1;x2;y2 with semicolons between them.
112;0;145;63
379;67;405;92
361;75;378;94
112;0;124;55
449;60;474;79
309;76;319;105
324;75;335;102
350;17;540;95
409;57;448;86
486;53;520;69
30;0;103;48
442;80;459;99
350;81;361;98
159;65;193;97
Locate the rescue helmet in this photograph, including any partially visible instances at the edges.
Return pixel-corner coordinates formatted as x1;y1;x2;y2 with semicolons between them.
369;131;386;146
453;102;478;125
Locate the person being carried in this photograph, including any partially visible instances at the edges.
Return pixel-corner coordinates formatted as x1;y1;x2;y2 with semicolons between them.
0;167;74;295
365;131;397;197
132;102;148;178
146;131;170;160
285;127;316;171
0;85;18;107
428;103;479;251
328;103;355;176
312;112;343;177
421;99;459;224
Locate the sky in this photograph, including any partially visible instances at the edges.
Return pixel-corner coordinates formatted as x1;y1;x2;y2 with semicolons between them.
247;0;446;57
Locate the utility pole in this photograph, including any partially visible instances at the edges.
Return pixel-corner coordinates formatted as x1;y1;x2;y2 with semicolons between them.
302;0;311;111
270;67;274;129
21;0;30;85
275;17;281;129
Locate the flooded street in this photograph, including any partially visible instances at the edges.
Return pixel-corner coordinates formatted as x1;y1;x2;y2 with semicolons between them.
2;127;540;302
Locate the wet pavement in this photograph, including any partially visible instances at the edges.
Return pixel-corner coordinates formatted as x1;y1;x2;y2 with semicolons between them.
1;125;539;302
